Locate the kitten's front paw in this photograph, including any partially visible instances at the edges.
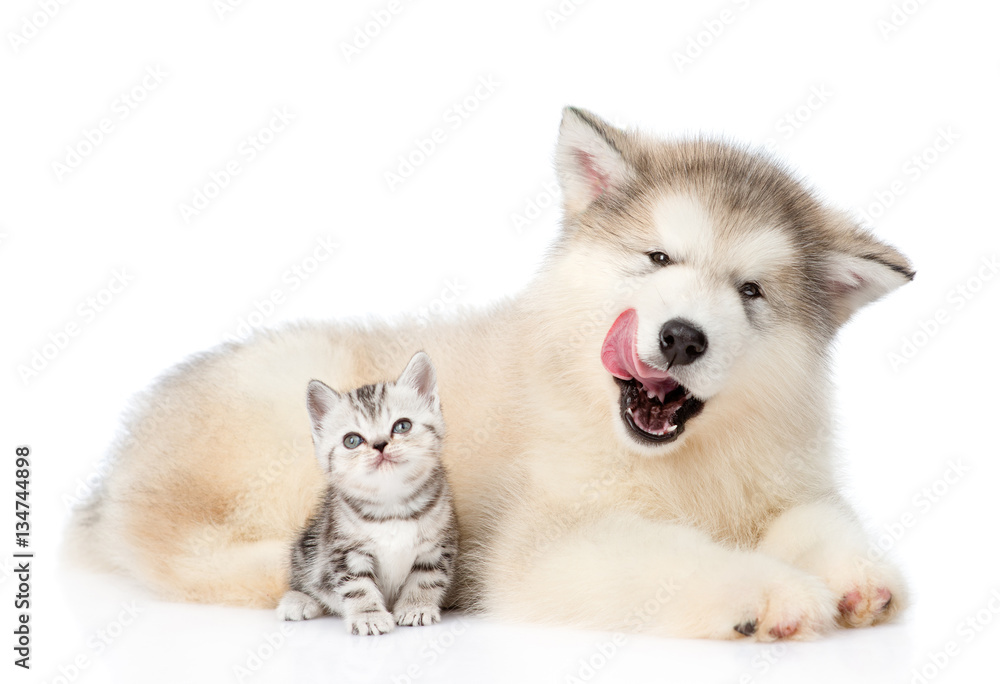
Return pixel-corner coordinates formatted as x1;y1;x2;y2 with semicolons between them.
728;560;838;642
394;605;441;627
346;610;395;636
276;591;323;621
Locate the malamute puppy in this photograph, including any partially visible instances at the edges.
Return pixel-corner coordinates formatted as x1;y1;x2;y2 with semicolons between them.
71;108;912;641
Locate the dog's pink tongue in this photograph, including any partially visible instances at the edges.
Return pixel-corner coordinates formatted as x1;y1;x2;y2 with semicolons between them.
601;309;678;400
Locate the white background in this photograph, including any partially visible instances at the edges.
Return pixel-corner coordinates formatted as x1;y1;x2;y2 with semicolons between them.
2;0;999;682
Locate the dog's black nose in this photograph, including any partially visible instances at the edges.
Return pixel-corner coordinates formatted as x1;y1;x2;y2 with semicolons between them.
373;441;388;453
659;319;708;366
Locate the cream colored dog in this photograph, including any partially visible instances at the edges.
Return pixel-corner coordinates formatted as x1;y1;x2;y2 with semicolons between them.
71;108;911;640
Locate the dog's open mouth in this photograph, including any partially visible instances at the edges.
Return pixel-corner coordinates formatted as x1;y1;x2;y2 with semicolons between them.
602;309;704;444
615;376;703;442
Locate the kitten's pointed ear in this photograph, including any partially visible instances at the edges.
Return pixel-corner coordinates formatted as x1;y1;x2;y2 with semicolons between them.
556;107;636;218
306;380;340;433
398;352;439;409
822;220;915;327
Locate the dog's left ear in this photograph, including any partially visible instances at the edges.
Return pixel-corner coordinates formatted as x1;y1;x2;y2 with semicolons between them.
822;218;915;326
556;107;636;219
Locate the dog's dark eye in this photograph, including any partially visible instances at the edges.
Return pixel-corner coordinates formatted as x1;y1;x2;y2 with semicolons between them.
648;251;671;267
739;282;763;299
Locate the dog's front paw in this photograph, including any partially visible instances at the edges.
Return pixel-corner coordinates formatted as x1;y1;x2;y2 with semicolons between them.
756;502;910;631
729;560;838;641
394;605;441;627
346;610;395;636
276;590;323;621
828;558;906;628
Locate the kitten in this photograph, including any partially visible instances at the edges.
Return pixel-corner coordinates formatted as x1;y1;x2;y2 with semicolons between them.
276;351;457;635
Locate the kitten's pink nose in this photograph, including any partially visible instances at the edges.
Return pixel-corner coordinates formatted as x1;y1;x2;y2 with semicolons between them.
372;441;388;453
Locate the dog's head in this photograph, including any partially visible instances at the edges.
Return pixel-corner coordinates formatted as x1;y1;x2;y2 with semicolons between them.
550;108;914;454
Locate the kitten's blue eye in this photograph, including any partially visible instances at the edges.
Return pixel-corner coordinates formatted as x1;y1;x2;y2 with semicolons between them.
343;433;364;449
392;419;412;434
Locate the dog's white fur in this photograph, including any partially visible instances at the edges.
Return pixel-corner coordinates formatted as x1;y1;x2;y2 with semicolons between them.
69;108;911;640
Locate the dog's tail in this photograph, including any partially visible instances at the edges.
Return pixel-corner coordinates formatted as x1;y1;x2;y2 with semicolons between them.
152;539;291;608
64;489;289;608
62;479;118;573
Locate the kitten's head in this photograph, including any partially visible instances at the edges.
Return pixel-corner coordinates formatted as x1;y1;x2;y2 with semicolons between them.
306;352;444;491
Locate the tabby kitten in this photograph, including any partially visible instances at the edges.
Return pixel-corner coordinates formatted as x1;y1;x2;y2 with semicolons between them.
276;352;457;636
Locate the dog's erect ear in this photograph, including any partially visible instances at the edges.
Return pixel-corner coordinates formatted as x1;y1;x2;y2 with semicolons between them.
822;221;915;326
556;107;636;218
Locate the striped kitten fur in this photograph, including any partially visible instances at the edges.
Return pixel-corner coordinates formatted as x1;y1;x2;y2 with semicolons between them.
277;352;457;635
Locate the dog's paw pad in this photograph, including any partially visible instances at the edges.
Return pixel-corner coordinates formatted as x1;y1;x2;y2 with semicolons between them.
750;568;837;641
838;590;863;616
734;619;758;637
768;620;800;639
837;586;893;628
